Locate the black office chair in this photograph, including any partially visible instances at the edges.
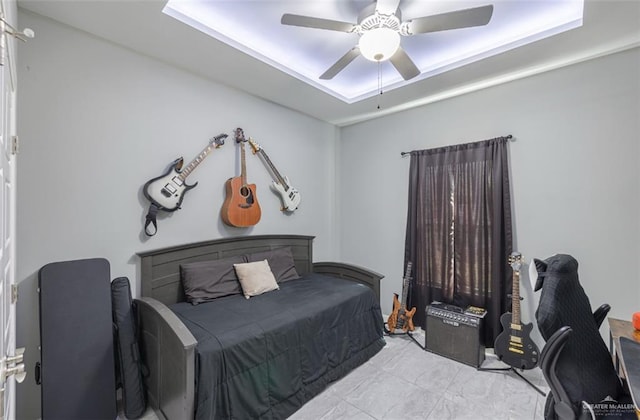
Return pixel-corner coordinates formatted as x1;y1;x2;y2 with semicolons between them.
534;254;634;420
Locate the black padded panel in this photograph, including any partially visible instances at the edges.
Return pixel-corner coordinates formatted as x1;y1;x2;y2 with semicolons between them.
534;254;623;406
39;258;117;420
112;277;147;418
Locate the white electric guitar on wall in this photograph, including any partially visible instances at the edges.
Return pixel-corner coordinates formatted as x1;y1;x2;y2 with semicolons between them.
248;138;301;212
143;134;227;211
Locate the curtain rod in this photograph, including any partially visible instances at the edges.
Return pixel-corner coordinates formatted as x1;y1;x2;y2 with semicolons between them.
400;134;513;157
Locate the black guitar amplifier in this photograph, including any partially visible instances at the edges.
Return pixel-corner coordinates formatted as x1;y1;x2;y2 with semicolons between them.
425;302;485;367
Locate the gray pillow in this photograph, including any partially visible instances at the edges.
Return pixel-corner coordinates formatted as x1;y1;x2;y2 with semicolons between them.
245;247;300;283
180;255;246;304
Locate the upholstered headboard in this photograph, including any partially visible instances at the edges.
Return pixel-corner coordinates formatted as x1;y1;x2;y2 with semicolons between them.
138;235;314;305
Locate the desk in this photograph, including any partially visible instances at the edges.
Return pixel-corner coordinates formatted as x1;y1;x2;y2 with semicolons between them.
609;318;640;373
608;318;640;415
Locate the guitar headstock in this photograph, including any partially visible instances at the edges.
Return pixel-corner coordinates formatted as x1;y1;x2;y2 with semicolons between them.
248;138;261;154
234;127;247;143
210;133;227;148
509;252;524;272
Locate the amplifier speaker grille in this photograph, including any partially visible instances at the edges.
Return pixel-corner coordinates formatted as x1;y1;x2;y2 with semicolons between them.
425;306;485;367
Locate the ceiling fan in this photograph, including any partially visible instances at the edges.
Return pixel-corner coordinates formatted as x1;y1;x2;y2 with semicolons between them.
281;0;494;81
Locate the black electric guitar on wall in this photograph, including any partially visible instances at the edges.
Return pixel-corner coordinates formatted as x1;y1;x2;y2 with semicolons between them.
144;134;227;211
387;261;416;332
494;252;539;370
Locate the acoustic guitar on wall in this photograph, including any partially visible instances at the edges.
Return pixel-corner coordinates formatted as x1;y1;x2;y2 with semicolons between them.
221;128;261;227
387;261;416;332
494;252;539;370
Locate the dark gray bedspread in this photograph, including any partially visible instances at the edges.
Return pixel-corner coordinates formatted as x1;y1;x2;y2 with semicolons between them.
170;273;385;420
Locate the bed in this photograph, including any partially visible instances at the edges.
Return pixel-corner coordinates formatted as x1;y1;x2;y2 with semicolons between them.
135;234;385;420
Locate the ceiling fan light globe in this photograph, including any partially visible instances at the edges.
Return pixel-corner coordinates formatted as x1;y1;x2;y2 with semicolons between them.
358;27;400;62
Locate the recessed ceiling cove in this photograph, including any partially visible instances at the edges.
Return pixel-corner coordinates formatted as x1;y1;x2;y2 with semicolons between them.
163;0;584;104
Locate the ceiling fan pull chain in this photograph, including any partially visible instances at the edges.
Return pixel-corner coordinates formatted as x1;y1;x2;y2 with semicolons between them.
377;61;382;110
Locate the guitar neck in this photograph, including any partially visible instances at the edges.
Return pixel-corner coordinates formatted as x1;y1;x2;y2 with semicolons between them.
257;149;288;188
511;270;521;325
178;142;217;181
400;263;413;309
240;142;248;186
400;278;409;309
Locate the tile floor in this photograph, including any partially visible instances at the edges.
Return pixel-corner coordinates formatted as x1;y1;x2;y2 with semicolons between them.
290;330;548;420
134;329;549;420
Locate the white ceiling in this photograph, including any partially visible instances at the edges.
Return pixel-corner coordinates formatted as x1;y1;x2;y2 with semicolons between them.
17;0;640;126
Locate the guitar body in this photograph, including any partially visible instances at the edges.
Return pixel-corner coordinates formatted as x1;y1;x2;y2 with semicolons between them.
494;311;539;370
270;176;301;211
387;293;401;331
221;176;261;227
143;158;196;211
387;293;416;332
400;306;416;332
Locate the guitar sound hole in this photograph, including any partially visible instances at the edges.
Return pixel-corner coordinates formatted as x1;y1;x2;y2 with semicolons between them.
240;186;250;198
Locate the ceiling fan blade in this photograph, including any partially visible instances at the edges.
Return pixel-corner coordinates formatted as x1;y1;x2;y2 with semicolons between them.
375;0;401;15
389;47;420;80
320;47;361;80
406;5;494;35
281;14;356;33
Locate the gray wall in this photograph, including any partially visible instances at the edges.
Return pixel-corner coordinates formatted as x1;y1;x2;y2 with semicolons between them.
16;11;338;419
339;47;640;331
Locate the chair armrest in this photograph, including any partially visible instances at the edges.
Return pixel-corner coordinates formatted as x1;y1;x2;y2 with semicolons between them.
541;326;576;420
593;304;611;329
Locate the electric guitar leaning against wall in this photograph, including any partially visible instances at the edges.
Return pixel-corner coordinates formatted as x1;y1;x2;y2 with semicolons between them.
248;138;301;212
387;261;416;333
493;252;540;370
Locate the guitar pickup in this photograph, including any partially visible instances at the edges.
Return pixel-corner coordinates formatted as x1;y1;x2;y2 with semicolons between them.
508;347;524;354
162;184;177;197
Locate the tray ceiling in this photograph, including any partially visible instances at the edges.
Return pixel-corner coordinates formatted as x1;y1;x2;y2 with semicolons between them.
17;0;640;126
164;0;584;103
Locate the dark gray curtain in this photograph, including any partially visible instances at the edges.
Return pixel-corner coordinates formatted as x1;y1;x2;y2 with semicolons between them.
404;137;512;346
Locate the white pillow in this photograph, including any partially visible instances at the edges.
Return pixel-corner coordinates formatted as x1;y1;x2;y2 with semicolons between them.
234;259;279;299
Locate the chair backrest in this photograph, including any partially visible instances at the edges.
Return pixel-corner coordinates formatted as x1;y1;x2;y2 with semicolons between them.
534;254;622;406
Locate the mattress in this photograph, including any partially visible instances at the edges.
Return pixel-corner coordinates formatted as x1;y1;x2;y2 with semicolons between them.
170;273;385;419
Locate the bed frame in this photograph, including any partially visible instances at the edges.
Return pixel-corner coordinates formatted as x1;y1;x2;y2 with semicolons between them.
135;234;383;420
